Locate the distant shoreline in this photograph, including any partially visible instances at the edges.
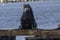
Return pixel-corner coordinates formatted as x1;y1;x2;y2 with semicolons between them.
0;0;49;3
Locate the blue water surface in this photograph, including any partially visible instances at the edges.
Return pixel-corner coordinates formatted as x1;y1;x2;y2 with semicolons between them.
0;0;60;40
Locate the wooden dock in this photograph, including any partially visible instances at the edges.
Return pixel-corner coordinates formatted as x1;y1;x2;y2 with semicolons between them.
0;29;60;38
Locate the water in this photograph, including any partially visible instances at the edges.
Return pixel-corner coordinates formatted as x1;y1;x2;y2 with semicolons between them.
0;1;60;40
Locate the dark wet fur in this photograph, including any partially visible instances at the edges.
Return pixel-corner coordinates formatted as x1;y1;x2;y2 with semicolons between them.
19;4;37;29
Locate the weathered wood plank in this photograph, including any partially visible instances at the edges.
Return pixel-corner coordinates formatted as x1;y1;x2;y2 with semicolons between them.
0;29;60;38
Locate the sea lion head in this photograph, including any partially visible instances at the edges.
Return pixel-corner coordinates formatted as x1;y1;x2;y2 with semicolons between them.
23;4;31;12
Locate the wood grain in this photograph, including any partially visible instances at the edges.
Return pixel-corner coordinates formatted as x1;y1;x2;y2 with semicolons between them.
0;29;60;38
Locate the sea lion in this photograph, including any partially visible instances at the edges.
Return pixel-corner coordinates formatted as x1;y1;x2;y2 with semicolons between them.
19;4;37;29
